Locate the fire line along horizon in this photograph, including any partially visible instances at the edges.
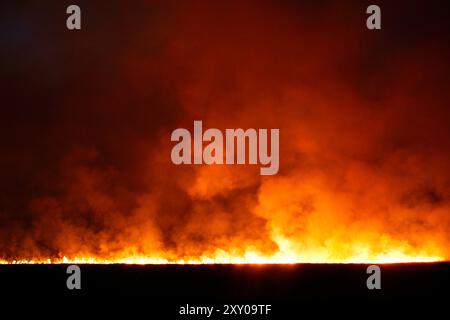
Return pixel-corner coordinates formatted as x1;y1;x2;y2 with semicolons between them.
170;120;280;175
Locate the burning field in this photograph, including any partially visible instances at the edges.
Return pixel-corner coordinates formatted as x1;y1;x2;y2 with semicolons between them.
1;0;450;268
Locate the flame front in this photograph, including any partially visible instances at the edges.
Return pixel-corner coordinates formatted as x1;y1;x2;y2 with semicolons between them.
0;232;445;265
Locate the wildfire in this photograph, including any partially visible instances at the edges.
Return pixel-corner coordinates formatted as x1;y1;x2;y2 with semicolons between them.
1;1;449;269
